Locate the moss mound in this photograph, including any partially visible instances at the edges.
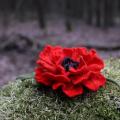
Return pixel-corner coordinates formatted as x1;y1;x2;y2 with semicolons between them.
0;59;120;120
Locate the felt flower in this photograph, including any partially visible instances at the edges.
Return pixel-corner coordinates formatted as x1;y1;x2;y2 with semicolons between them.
35;45;106;97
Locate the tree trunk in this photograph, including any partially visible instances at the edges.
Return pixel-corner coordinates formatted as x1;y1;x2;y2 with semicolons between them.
95;0;101;27
65;0;72;32
103;0;115;28
34;0;46;29
86;0;93;25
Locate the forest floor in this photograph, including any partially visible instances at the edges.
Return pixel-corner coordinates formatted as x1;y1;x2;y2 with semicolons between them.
0;16;120;87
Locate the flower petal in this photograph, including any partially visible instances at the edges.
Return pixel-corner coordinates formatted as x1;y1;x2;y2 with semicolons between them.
35;68;52;86
52;83;65;90
83;49;104;69
83;72;106;91
63;48;73;57
70;66;88;75
37;60;56;73
43;72;70;83
62;84;83;97
72;72;91;85
88;64;104;72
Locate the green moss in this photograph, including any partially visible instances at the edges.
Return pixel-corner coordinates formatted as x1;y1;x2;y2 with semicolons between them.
103;58;120;86
0;59;120;120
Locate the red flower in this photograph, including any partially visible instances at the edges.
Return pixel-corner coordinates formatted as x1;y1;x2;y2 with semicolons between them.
35;45;106;97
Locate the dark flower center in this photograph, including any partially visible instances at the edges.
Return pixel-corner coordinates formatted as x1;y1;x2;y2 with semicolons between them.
62;57;79;71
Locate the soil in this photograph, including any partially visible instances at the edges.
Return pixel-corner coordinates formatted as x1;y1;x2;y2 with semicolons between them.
0;52;35;87
0;16;120;87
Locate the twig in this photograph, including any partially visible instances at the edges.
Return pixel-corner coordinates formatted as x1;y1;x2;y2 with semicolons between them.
107;78;120;89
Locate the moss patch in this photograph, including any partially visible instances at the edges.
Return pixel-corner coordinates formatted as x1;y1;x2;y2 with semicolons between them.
104;58;120;86
0;59;120;120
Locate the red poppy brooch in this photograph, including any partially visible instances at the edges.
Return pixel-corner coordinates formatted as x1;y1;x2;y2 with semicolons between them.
35;45;106;97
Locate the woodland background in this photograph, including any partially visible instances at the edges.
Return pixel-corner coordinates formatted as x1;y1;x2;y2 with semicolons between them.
0;0;120;86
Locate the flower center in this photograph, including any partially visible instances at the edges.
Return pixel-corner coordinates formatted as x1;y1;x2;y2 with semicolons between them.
62;57;79;71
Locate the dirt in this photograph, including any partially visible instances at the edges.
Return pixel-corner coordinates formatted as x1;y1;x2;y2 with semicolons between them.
0;52;35;87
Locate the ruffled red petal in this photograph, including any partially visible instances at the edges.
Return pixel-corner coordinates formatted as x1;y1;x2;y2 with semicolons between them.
35;68;52;86
52;82;65;90
72;72;91;85
63;48;73;58
83;72;106;91
40;45;64;64
62;83;83;97
43;72;70;83
83;49;104;69
88;64;104;72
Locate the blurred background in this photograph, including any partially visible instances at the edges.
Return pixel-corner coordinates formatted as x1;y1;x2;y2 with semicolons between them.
0;0;120;86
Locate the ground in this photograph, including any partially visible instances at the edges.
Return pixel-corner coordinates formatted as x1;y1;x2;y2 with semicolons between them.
0;59;120;120
0;16;120;87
